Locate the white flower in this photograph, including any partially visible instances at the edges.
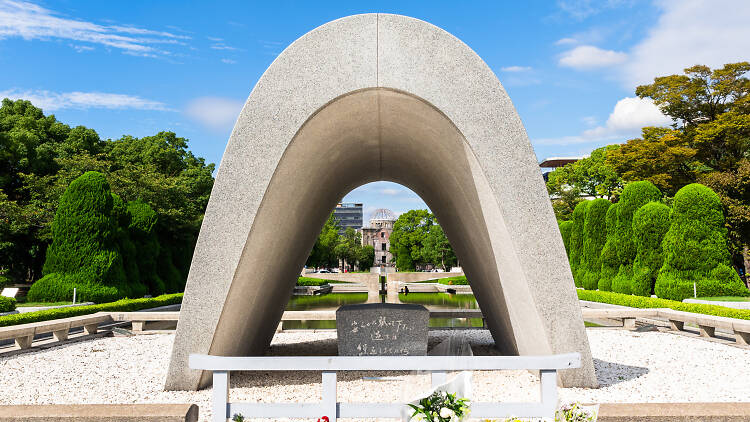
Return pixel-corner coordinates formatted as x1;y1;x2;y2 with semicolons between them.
410;414;425;422
439;407;455;418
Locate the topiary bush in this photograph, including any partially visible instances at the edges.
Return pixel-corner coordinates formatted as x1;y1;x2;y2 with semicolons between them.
568;201;590;287
598;202;619;292
611;181;662;294
559;220;573;256
580;198;611;290
0;296;16;313
111;194;140;287
27;171;146;303
655;183;750;300
631;202;671;297
127;200;165;294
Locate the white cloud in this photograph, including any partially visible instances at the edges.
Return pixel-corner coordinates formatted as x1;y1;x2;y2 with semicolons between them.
558;45;627;69
378;188;401;196
221;58;236;64
557;0;635;20
536;96;671;145
555;37;578;45
0;0;188;57
501;66;532;72
210;43;238;51
621;0;750;88
0;88;171;111
185;96;244;132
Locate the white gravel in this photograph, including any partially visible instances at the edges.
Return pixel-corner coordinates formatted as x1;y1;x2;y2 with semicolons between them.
1;328;749;421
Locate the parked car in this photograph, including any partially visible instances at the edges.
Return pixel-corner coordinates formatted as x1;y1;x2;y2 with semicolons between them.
330;268;340;273
317;269;332;273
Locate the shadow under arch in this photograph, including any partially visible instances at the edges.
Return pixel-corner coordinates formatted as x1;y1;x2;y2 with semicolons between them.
166;13;596;391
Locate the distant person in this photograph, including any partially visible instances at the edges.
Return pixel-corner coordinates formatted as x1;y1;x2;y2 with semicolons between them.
404;285;409;295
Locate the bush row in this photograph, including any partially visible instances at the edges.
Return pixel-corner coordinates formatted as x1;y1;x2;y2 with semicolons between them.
577;289;750;320
561;182;749;300
0;293;182;327
0;296;16;313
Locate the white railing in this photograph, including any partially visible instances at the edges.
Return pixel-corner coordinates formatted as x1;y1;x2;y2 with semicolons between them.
189;353;581;422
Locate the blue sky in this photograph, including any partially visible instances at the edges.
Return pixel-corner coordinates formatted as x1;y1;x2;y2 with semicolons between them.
2;0;749;219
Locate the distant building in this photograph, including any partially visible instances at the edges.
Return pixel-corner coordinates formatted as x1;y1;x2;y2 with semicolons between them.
539;156;585;182
332;202;363;233
362;208;396;267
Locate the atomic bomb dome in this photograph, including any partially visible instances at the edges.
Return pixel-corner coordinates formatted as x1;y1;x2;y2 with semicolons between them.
369;208;396;224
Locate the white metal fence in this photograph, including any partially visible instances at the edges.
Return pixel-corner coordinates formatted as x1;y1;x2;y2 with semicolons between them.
189;353;581;422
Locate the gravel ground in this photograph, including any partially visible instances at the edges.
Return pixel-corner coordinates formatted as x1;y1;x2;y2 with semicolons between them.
1;328;749;421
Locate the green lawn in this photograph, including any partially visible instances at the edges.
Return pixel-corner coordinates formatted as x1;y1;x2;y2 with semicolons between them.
17;301;74;307
695;296;750;302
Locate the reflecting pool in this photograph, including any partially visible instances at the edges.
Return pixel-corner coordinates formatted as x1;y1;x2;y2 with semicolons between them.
282;292;482;329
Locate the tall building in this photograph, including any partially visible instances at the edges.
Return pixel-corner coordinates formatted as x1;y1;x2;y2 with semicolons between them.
362;208;396;267
332;202;363;232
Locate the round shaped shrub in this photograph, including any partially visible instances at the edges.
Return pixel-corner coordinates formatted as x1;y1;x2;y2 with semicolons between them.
27;171;142;302
598;203;619;291
611;181;662;294
631;202;670;297
655;183;749;300
568;201;590;287
580;198;611;290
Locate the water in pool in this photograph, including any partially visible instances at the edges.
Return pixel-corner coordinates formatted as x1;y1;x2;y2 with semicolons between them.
283;292;482;329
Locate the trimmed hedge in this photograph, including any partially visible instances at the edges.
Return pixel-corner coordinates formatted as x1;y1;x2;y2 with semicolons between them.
128;200;165;294
0;293;182;327
655;183;750;300
568;201;590;287
296;277;354;286
631;202;670;297
577;289;750;320
598;202;619;292
436;275;468;285
580;198;611;290
558;220;573;255
0;296;16;313
611;181;662;294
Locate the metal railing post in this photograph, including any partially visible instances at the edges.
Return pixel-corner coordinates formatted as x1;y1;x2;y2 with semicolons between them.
213;371;230;422
539;369;558;417
431;371;447;388
322;371;337;422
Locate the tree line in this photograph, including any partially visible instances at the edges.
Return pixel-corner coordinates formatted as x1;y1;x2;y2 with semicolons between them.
0;99;214;289
548;62;750;278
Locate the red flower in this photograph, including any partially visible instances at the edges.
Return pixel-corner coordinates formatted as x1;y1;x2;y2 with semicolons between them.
317;417;329;422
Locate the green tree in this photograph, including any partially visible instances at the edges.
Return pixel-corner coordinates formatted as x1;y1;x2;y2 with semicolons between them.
306;213;341;269
567;201;590;286
611;181;662;294
546;145;623;202
598;202;619;291
390;209;436;271
636;62;750;127
580;198;611;290
26;172;147;302
631;202;671;297
702;159;750;281
607;127;698;196
335;227;362;271
357;245;375;270
655;183;749;300
422;224;457;271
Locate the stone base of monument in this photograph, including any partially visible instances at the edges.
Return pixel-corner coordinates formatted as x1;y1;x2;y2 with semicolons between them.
336;303;429;356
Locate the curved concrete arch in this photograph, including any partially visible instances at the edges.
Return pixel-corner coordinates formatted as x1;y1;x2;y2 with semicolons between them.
166;14;597;390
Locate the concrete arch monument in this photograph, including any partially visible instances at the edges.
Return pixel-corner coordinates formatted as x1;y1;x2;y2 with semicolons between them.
166;14;598;390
